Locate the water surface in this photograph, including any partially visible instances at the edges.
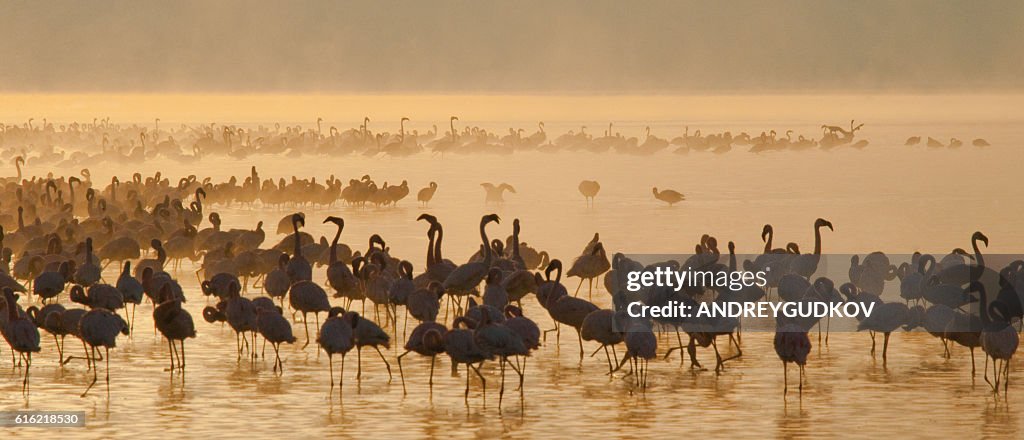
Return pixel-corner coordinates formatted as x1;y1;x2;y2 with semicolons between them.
2;95;1023;438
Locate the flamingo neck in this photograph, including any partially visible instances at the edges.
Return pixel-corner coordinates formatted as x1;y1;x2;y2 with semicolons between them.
329;224;341;264
480;221;491;264
512;228;521;259
972;238;985;280
434;225;444;262
814;225;823;255
425;229;436;267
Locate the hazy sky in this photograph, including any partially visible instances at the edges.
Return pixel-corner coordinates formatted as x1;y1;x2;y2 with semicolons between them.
1;0;1022;93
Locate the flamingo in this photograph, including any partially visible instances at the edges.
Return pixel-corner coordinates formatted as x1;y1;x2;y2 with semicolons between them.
348;310;392;381
398;320;447;394
285;213;312;283
567;242;611;298
3;287;40;393
417;182;438;207
323;216;359;301
611;318;657;389
289;280;331;348
480;183;516;205
318;307;356;393
117;261;144;334
445;316;492;400
775;319;811;396
443;214;500;304
652;187;685;206
578;180;600;207
973;282;1019;395
257;306;296;373
153;284;196;372
581;309;624;373
78;307;128;396
471;311;527;404
26;303;66;362
74;237;102;286
538;260;599;360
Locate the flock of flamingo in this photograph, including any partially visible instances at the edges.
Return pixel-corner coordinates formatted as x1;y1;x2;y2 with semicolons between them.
0;118;994;166
0;158;1019;406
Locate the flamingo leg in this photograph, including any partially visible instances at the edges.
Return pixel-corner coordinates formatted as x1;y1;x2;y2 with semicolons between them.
882;332;890;364
825;315;831;345
984;353;992;389
272;343;282;373
302;312;311;348
82;346;98;397
499;357;506;406
54;334;63;364
373;345;393;381
1004;359;1010;396
464;363;471;400
397;350;408;394
712;338;723;373
23;352;31;394
105;347;111;396
429;355;436;388
340;354;346;394
471;363;487;401
577;329;584;360
783;362;788;396
799;364;805;394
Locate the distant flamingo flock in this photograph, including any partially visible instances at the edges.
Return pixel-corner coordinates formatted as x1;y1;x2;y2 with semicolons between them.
0;118;994;168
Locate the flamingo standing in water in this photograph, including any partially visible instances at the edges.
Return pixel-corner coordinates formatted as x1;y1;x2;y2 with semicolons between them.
973;282;1019;395
153;284;196;372
289;280;330;348
285;214;312;283
318;307;355;393
567;241;611;298
3;287;40;393
348;310;392;381
443;214;501;309
652;187;685;206
257;306;296;373
78;307;129;396
445;316;493;401
578;180;600;207
417;182;438;207
398;320;447;394
775;318;811;396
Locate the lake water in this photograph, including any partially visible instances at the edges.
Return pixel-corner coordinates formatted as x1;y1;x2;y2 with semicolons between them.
2;94;1023;438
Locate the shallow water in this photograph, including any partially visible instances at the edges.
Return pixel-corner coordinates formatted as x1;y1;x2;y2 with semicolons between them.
3;97;1024;438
